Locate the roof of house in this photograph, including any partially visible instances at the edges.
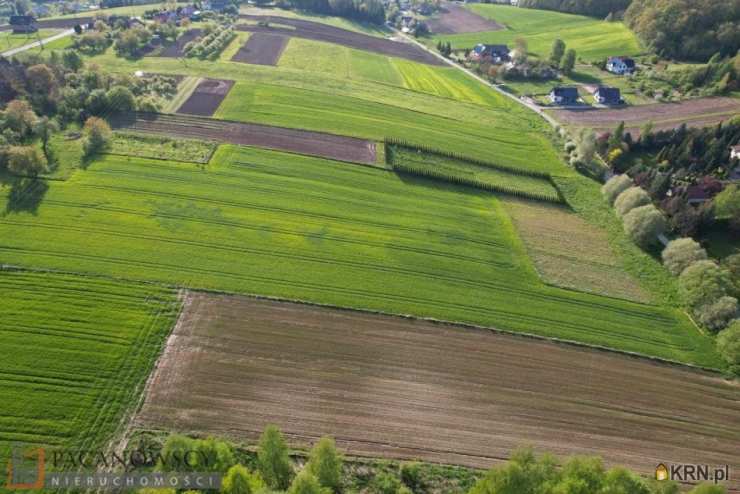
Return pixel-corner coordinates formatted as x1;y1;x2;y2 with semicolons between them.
595;86;621;100
9;15;36;24
685;185;711;201
608;56;635;68
473;43;508;55
550;87;579;99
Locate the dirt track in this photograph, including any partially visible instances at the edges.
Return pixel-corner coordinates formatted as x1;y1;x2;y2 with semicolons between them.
427;1;503;34
551;97;740;135
110;112;377;164
231;32;288;65
237;14;444;65
176;78;234;116
137;293;740;491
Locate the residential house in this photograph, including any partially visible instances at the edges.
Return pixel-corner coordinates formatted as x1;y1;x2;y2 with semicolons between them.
731;144;740;161
549;87;579;105
9;15;37;34
606;56;636;75
470;44;509;63
593;86;622;105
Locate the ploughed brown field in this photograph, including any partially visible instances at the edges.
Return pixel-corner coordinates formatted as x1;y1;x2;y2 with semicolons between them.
427;1;503;34
157;28;203;58
231;33;288;65
110;112;377;164
237;14;444;65
551;97;740;136
176;78;235;116
138;293;740;491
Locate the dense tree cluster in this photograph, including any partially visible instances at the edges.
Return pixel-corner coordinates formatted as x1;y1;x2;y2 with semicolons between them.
517;0;631;18
624;0;740;62
289;0;385;25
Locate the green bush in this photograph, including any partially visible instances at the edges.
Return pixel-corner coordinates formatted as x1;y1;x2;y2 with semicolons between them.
716;320;740;373
307;437;343;492
661;238;708;276
614;186;651;217
679;260;734;308
695;296;739;331
221;465;253;494
622;204;667;248
287;470;328;494
399;462;425;493
601;174;633;205
257;425;293;490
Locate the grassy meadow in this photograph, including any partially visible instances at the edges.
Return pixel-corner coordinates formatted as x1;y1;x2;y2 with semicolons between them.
0;269;179;453
0;145;722;368
430;4;642;62
0;29;62;52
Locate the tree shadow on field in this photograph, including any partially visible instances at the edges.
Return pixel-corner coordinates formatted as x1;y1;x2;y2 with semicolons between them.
393;170;490;198
1;172;49;216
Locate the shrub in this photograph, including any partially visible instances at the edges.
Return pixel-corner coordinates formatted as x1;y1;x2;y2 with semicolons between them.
83;117;112;158
287;470;326;494
661;238;708;276
371;472;404;494
679;260;734;308
257;425;292;490
622;204;667;248
601;174;632;204
106;85;136;114
716;320;740;373
614;186;651;217
695;296;739;331
399;462;425;492
6;145;47;176
221;465;253;494
307;437;342;492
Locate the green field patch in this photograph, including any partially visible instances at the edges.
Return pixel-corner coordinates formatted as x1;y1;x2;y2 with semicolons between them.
0;269;178;455
279;38;351;77
0;29;61;52
0;146;722;368
388;143;561;203
392;59;499;105
431;4;642;62
110;133;217;163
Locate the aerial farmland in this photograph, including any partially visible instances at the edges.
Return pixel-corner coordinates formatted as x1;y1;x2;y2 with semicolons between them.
0;0;738;493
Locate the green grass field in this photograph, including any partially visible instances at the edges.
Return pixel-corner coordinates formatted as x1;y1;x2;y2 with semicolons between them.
0;269;178;453
0;29;61;52
430;4;642;62
0;146;722;368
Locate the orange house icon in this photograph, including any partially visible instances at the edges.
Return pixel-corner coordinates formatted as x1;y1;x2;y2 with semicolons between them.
6;446;45;490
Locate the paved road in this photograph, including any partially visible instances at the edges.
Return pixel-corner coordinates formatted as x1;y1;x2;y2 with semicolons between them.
1;28;75;57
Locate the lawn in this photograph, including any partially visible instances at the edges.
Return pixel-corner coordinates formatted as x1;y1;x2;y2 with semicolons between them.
0;29;61;52
429;4;642;62
0;269;179;454
0;145;722;368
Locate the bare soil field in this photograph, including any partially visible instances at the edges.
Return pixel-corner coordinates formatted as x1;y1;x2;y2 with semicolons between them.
231;33;288;65
237;14;444;65
551;97;740;135
156;28;202;58
176;78;234;116
137;293;740;491
427;1;503;34
110;112;377;164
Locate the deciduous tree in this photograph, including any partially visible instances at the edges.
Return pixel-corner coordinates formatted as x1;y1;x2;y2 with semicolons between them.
257;425;292;490
661;238;708;276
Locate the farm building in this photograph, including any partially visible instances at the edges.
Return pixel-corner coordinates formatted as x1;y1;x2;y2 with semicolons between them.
594;86;622;105
606;56;636;75
549;87;579;105
470;44;510;63
9;15;38;34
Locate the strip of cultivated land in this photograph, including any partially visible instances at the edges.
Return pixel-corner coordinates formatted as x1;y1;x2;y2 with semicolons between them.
550;97;740;135
0;269;179;455
109;112;377;164
175;79;235;117
231;33;288;66
137;292;740;491
0;145;721;367
237;14;444;66
427;1;503;34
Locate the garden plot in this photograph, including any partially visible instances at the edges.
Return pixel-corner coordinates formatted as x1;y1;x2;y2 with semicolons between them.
237;14;444;65
136;292;740;492
427;1;503;34
175;78;235;116
156;28;202;58
231;33;288;66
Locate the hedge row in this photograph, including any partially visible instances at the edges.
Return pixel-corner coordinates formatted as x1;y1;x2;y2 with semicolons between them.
383;138;552;179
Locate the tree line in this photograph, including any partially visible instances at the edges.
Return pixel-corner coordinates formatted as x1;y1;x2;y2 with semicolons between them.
287;0;386;25
517;0;631;18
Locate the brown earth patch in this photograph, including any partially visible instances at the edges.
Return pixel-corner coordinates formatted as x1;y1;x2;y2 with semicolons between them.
137;293;740;492
0;17;94;31
551;97;740;136
175;78;234;116
237;14;444;65
427;1;503;34
110;112;377;164
231;32;288;65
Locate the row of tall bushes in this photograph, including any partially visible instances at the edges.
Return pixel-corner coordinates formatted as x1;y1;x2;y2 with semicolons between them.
184;25;235;60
